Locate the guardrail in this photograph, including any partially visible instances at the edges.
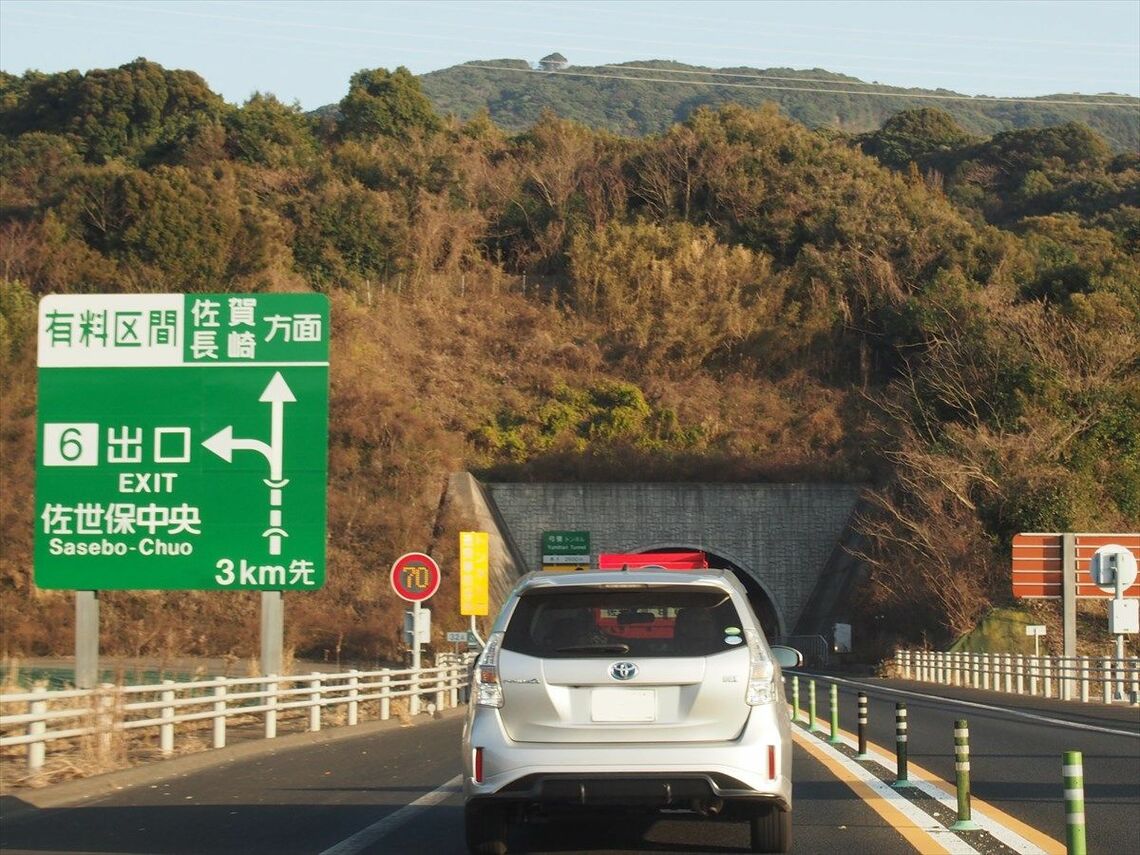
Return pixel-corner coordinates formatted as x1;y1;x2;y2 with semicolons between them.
892;649;1140;706
1;654;473;775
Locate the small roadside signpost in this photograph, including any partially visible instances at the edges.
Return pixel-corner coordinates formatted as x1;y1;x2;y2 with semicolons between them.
446;630;469;654
35;293;329;685
390;552;440;715
1025;625;1046;657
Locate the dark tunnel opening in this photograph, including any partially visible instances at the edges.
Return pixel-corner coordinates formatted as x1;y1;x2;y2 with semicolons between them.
632;546;783;639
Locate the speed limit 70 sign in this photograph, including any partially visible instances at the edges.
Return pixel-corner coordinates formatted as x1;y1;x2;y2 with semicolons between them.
390;552;441;602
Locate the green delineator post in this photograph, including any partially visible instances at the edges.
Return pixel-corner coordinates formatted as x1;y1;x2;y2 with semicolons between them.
1064;751;1087;855
792;675;800;722
35;293;329;591
809;679;819;731
828;683;842;744
951;718;979;830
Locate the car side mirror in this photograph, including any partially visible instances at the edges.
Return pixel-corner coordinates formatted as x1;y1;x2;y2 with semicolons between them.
770;645;803;668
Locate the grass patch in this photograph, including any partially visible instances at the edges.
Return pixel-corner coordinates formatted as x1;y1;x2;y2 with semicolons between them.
949;606;1041;654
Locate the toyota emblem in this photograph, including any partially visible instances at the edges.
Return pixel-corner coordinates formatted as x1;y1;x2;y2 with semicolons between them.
609;661;639;681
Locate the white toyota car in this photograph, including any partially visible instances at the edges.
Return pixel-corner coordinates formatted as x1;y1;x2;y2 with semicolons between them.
462;568;797;854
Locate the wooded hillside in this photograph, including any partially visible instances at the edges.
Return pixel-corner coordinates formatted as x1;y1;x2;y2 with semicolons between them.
417;59;1140;153
1;59;1137;664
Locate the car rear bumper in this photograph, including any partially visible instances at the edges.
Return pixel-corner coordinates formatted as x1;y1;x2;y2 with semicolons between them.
463;702;792;808
468;771;790;812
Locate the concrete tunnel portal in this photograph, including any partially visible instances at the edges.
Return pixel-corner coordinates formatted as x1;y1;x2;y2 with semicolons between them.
449;475;866;642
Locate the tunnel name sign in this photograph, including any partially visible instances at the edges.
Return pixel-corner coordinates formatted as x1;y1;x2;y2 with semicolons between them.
34;294;329;590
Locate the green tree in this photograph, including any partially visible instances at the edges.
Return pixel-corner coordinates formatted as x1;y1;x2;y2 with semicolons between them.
288;180;408;286
337;67;441;141
225;93;317;168
858;107;977;170
0;59;227;164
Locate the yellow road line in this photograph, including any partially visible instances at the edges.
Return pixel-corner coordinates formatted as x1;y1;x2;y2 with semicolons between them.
792;727;953;854
887;745;1065;855
807;716;1065;855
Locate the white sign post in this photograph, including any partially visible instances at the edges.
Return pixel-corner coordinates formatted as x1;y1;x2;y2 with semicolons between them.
1089;544;1139;700
1025;624;1046;657
390;553;441;716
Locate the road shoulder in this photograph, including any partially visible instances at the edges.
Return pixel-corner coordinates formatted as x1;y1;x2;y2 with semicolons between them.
1;706;466;823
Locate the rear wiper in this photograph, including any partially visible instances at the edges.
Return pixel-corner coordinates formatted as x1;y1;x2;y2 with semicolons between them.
555;643;630;653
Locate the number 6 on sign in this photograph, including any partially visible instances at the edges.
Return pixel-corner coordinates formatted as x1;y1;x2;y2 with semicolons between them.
43;423;99;466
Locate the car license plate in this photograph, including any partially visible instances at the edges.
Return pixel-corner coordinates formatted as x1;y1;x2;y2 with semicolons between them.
591;688;655;722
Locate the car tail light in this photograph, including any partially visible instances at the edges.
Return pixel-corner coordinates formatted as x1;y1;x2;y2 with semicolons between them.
474;747;484;783
744;629;777;705
768;744;777;779
474;631;505;708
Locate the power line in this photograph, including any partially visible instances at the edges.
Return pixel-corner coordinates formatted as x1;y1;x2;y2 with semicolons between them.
543;1;1140;53
462;63;1140;109
65;1;1140;75
11;3;1133;96
602;64;1139;103
4;2;1137;105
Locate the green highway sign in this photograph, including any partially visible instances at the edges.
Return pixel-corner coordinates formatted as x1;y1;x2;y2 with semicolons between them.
34;293;329;590
541;530;591;566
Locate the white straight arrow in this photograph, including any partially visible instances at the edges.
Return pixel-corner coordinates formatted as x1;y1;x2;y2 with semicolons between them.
202;372;296;480
202;372;297;557
259;372;296;481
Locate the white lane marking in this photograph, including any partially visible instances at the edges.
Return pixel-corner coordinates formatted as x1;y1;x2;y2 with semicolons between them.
824;729;1048;854
800;673;1140;739
793;728;979;854
318;774;462;855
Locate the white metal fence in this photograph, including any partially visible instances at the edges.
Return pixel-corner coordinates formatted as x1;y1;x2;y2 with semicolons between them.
1;654;473;775
893;649;1140;706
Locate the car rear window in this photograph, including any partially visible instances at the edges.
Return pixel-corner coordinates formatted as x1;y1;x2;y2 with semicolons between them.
502;587;745;658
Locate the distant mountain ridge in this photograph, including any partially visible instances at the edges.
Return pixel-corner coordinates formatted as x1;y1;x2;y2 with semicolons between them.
416;59;1139;151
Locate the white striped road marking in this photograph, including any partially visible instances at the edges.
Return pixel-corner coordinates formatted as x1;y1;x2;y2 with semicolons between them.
793;727;978;854
318;774;462;855
817;724;1058;854
803;673;1140;739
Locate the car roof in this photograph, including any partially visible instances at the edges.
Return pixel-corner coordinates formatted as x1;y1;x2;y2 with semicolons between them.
512;568;744;594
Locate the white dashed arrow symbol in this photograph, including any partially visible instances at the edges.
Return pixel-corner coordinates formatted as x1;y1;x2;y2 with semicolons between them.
202;372;296;554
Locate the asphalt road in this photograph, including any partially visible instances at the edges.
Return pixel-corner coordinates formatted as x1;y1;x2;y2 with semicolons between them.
3;677;1137;854
808;673;1140;853
0;714;914;855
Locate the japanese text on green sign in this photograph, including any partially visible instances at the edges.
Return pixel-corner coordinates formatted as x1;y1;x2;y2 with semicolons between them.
35;294;330;590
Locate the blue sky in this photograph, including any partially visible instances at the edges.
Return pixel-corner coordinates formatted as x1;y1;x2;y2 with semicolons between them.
1;0;1137;109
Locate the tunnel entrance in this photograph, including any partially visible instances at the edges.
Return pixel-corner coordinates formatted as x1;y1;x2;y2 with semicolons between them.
628;546;783;638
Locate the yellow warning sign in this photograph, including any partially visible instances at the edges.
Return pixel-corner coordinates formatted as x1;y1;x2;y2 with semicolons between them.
459;531;489;615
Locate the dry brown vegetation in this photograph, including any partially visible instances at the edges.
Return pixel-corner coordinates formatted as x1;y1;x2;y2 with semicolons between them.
0;61;1137;662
